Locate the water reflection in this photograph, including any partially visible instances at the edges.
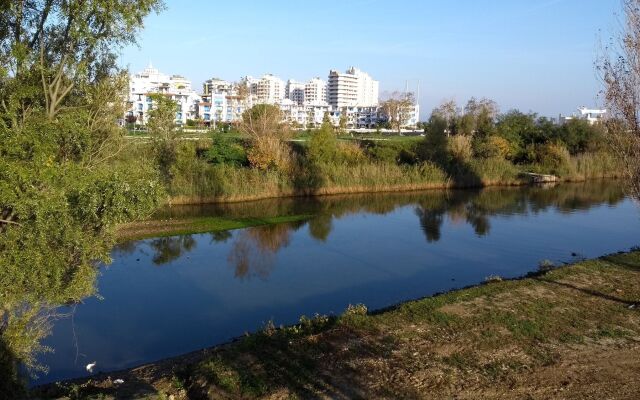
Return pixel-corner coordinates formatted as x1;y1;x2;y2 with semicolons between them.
145;181;629;272
229;224;296;280
149;236;197;265
5;180;637;386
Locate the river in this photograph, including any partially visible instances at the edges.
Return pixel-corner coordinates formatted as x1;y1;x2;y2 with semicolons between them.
35;180;640;384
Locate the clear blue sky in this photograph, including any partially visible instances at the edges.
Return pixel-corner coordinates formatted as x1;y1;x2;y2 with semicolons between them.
120;0;621;120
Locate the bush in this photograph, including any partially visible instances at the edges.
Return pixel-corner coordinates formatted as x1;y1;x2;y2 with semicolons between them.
247;137;292;172
537;142;573;176
307;123;338;165
418;131;448;165
448;135;473;162
363;140;418;165
207;135;247;166
473;136;510;159
336;141;366;165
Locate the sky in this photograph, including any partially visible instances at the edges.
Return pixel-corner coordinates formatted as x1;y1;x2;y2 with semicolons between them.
119;0;622;120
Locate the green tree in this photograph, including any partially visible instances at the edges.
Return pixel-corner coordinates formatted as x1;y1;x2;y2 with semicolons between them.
431;99;459;136
207;134;247;166
338;109;348;135
557;119;604;155
147;94;179;181
0;1;165;395
1;0;165;122
495;110;537;161
307;120;338;165
419;114;449;164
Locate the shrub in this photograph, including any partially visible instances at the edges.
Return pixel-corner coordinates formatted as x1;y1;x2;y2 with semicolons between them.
363;140;400;163
344;303;368;317
448;135;473;162
485;275;503;283
239;104;292;171
307;123;338;165
207;135;247;166
336;141;366;165
247;137;292;171
537;142;573;176
538;259;556;272
418;130;449;165
474;136;511;159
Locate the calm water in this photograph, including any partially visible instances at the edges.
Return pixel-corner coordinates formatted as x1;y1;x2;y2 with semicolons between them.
37;180;640;384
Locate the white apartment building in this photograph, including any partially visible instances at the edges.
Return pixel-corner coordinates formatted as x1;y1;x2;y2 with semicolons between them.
198;91;249;125
248;74;285;104
126;64;201;125
286;80;306;105
194;67;417;129
558;106;607;125
304;77;328;105
328;67;379;108
204;78;233;95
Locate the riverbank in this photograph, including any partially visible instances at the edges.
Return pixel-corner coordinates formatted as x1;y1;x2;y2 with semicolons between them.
118;176;623;242
33;249;640;399
156;142;621;205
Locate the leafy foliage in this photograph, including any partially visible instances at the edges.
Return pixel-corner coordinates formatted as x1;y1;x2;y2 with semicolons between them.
240;104;292;171
207;134;248;166
0;1;165;395
307;121;339;165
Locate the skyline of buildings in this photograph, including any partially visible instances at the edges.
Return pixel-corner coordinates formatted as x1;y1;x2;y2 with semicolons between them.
127;65;420;129
126;64;603;129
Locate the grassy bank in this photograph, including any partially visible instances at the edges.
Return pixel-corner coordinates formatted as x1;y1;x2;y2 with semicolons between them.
165;150;621;205
35;250;640;399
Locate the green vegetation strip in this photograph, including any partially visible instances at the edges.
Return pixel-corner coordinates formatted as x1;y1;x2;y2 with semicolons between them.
117;214;313;241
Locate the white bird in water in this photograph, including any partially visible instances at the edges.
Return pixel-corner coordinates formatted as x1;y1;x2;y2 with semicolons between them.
86;362;97;373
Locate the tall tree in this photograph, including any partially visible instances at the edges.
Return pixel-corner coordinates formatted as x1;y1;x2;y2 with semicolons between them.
0;1;165;394
380;91;416;133
1;0;165;122
431;99;459;136
598;0;640;200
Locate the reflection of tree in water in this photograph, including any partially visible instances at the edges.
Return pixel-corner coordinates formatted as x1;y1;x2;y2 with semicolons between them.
308;215;332;242
210;231;232;243
413;182;629;243
415;206;444;242
228;224;295;280
149;235;196;265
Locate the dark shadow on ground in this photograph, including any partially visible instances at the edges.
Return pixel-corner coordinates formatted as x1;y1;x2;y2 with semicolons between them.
535;252;640;307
